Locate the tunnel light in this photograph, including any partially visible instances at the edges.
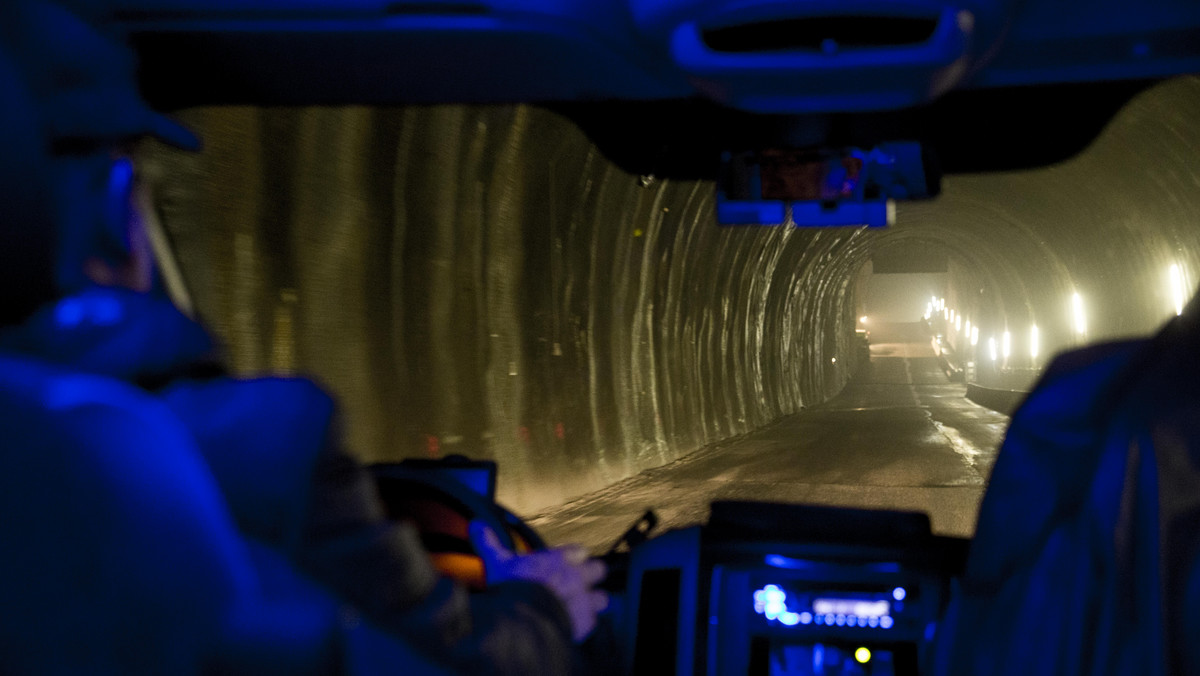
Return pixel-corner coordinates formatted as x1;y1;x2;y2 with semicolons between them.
988;337;997;362
955;315;962;332
1030;325;1040;360
965;319;972;337
1170;264;1186;316
1071;292;1087;337
1002;331;1011;359
943;307;949;320
971;326;979;346
860;315;869;324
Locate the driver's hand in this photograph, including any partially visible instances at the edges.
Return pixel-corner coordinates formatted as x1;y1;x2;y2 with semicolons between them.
469;521;608;642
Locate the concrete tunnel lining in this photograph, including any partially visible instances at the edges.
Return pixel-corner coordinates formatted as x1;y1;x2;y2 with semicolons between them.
145;75;1200;517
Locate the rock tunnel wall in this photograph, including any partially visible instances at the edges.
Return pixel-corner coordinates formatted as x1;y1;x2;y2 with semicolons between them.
146;75;1200;515
148;105;871;515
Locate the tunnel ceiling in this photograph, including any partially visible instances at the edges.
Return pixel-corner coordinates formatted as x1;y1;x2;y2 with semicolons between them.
148;75;1200;515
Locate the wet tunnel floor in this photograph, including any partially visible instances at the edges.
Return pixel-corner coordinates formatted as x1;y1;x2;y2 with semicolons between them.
527;322;1012;552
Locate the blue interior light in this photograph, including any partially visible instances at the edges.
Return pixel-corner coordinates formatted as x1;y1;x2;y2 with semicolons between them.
881;616;894;629
893;587;907;601
753;584;803;625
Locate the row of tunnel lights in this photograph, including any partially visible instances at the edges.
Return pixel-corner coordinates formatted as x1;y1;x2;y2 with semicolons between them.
915;264;1189;363
923;296;1058;362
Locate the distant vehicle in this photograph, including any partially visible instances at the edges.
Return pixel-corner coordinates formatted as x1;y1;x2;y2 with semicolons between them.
854;329;871;365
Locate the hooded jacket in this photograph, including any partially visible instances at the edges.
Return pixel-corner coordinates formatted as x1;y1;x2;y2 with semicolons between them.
0;287;574;675
932;299;1200;675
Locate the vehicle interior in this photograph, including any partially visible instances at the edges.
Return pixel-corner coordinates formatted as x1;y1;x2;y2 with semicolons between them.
84;0;1200;673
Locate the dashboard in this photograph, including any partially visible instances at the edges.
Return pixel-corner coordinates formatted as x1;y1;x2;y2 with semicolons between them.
621;502;967;675
372;460;968;675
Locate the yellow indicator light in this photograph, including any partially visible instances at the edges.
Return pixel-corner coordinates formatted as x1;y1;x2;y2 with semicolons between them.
855;647;872;664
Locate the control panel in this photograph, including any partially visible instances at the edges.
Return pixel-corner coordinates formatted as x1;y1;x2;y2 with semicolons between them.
623;501;967;675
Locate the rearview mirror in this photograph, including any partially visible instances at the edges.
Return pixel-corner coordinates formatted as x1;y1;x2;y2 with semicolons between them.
716;141;939;227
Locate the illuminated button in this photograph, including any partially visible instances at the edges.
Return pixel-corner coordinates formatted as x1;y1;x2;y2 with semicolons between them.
799;612;813;625
855;647;872;664
825;614;835;625
753;585;788;620
857;617;868;627
868;617;879;627
893;587;907;601
814;614;825;625
835;615;846;626
881;616;894;629
847;615;857;626
780;612;800;626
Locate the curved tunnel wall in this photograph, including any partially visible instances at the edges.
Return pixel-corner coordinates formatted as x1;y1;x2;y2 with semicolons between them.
149;105;870;514
147;75;1200;515
891;75;1200;381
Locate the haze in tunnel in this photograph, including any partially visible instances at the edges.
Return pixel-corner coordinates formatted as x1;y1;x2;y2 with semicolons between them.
858;269;945;324
530;321;1008;550
144;75;1200;519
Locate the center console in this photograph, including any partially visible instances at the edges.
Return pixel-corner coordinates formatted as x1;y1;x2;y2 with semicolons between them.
622;502;967;675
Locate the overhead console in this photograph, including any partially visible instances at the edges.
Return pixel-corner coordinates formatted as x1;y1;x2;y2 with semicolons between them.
626;0;1023;114
114;0;1200;114
622;501;968;675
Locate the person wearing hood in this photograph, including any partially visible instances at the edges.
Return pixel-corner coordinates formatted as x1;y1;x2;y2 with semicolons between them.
0;1;605;674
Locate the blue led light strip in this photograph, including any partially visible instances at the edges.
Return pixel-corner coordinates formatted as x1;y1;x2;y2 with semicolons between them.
753;585;896;629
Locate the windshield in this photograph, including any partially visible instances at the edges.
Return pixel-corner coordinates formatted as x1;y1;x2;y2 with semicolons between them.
144;75;1200;549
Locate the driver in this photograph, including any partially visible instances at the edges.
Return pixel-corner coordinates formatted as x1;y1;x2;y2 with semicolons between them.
0;1;606;674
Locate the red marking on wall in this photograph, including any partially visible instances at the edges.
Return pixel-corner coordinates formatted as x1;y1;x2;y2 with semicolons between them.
554;422;565;440
518;426;531;444
424;434;440;458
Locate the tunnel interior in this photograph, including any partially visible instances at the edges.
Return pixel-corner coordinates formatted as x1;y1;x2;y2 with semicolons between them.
146;75;1200;517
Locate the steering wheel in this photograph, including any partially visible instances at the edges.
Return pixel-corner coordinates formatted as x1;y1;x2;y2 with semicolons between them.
370;463;545;590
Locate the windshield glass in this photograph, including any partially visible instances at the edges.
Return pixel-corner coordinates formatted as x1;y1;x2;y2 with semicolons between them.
144;75;1200;549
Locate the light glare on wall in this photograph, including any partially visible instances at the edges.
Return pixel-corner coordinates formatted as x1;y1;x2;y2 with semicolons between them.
1170;264;1186;316
1071;292;1087;337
